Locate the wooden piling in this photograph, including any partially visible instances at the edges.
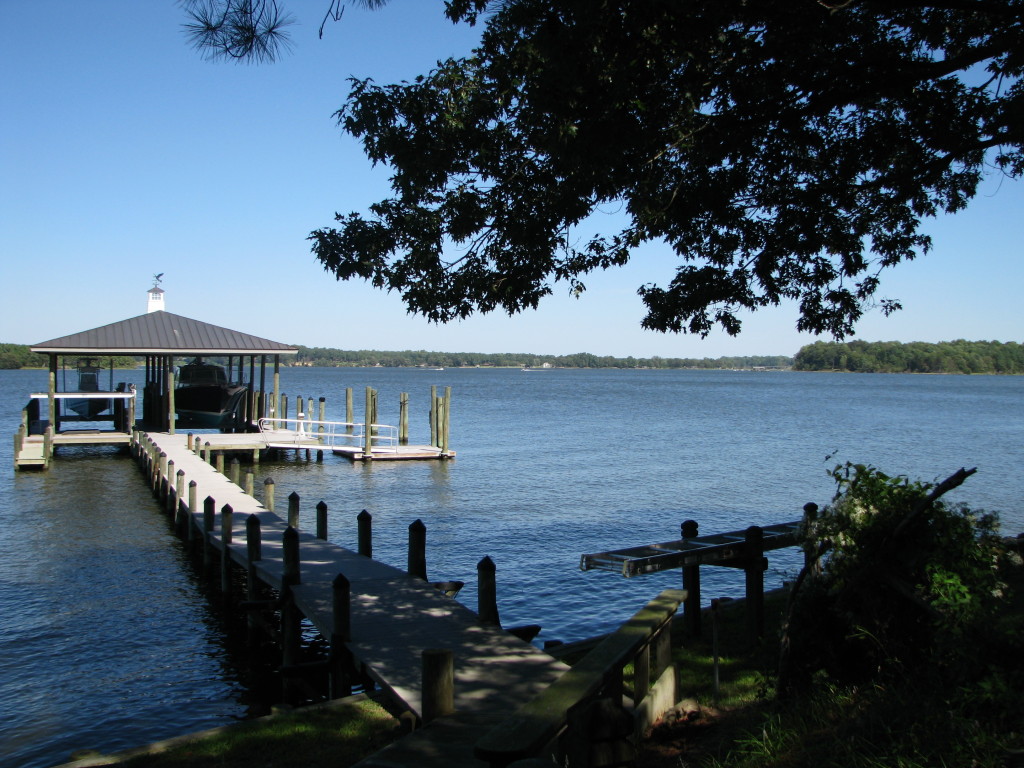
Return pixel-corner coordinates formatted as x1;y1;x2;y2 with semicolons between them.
745;525;765;641
221;504;234;592
281;527;301;701
165;459;175;511
429;385;437;447
680;519;702;637
316;501;327;540
229;457;240;486
399;392;409;444
203;496;215;569
246;514;262;603
330;573;352;699
174;469;186;528
345;388;353;434
357;510;372;558
215;452;225;475
264;477;275;512
363;386;373;458
421;649;455;723
187;481;197;541
244;470;254;498
477;556;500;627
408;519;427;581
288;491;300;529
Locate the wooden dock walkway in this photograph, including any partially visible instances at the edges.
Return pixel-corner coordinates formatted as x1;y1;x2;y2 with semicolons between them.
135;430;563;747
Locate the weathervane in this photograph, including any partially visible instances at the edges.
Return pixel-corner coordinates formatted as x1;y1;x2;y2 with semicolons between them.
153;272;164;286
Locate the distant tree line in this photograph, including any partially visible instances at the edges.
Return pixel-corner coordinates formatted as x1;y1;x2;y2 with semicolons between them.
293;346;791;370
0;345;143;370
0;344;47;369
793;340;1024;374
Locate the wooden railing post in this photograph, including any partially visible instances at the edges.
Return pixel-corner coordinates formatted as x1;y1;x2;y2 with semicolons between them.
187;481;197;541
288;491;300;528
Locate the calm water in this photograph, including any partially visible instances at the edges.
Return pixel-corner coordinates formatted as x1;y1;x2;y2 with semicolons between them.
1;367;1021;767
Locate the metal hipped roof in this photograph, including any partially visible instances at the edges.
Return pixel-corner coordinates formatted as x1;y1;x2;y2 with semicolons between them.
30;311;298;356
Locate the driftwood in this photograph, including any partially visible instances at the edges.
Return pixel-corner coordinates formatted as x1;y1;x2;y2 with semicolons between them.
778;467;977;695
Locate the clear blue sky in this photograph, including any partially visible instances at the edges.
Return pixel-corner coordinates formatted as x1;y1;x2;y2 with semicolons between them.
2;1;1021;358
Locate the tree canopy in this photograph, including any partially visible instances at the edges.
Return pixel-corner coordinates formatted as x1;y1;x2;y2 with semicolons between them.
188;1;1024;338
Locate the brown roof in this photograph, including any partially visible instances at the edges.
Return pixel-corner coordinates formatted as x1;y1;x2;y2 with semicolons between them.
31;311;298;356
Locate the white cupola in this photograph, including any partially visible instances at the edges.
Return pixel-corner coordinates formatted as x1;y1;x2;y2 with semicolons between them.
147;273;165;313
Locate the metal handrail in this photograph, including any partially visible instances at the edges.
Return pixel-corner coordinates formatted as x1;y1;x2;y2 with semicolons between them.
257;417;400;452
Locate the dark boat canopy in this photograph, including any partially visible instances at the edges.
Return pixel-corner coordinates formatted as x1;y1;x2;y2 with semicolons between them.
30;311;297;357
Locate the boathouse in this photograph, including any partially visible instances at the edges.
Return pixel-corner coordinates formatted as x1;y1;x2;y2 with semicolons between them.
14;284;297;468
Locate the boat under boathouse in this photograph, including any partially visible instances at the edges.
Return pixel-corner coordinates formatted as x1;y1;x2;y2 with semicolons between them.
14;285;297;468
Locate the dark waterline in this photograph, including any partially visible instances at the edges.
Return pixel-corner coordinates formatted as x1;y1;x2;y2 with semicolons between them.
1;367;1021;767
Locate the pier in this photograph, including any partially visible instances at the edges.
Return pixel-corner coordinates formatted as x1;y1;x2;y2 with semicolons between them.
131;427;690;767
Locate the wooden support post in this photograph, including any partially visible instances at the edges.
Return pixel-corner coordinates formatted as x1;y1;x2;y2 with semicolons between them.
203;496;216;569
264;477;275;512
357;510;372;558
221;504;234;593
316;501;328;540
215;452;225;475
330;573;352;699
633;642;651;705
408;519;427;581
681;519;701;637
745;526;765;642
421;649;455;723
193;435;201;454
399;392;409;445
281;393;288;423
204;441;213;465
318;397;326;431
288;491;300;528
226;456;238;485
477;556;500;627
244;470;254;498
